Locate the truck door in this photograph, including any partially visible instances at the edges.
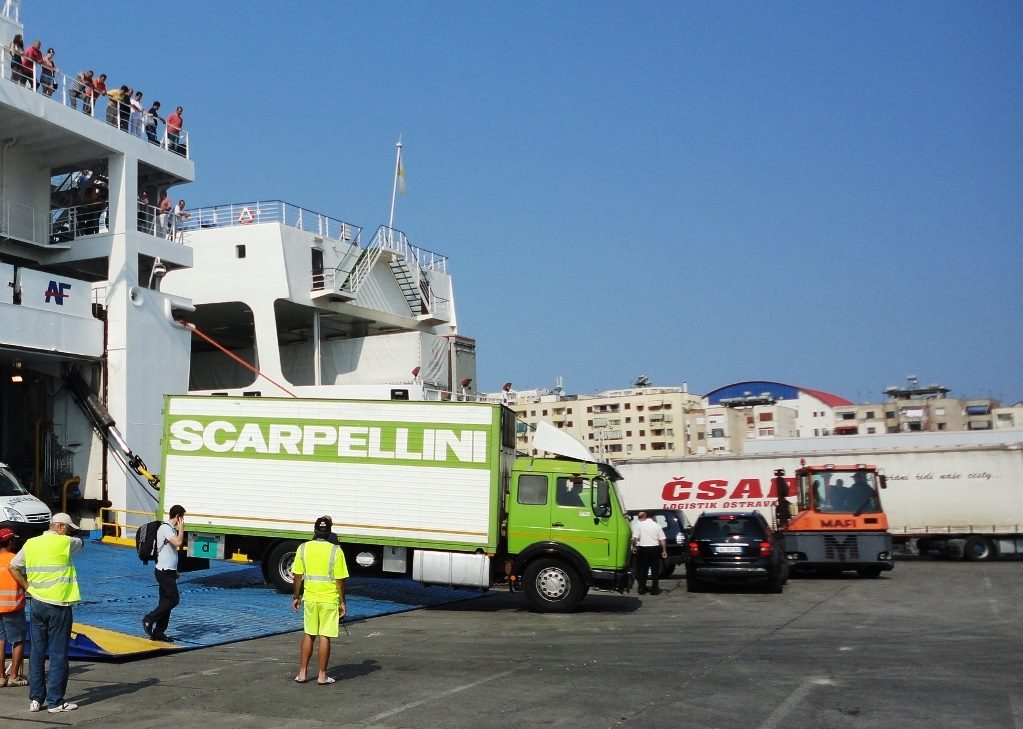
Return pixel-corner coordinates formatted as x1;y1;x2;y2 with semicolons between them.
552;476;616;568
506;473;552;554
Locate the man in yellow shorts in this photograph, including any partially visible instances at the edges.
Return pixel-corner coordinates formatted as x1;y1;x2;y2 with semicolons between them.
291;516;349;685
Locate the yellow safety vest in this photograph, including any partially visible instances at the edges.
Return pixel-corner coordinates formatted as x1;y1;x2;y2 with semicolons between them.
294;540;348;604
22;531;81;605
0;552;26;613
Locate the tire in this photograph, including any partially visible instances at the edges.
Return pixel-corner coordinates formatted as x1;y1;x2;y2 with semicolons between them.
266;540;302;593
686;575;706;593
963;536;996;562
857;566;883;578
523;558;584;613
660;563;677;578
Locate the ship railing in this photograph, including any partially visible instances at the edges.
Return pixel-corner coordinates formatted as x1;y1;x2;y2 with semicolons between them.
49;200;111;241
182;201;362;245
1;0;19;22
1;196;47;245
1;46;191;158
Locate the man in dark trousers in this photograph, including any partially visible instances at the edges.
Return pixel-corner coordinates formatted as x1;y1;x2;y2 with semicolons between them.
631;511;667;595
143;505;186;642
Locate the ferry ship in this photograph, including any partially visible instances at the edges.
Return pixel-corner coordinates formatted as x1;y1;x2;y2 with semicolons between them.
0;4;475;530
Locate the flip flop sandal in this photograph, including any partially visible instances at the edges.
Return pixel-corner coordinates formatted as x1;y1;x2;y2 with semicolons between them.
8;676;28;687
293;676;307;683
317;677;336;685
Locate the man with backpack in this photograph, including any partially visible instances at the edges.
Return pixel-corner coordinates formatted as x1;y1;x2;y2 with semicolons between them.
142;505;186;642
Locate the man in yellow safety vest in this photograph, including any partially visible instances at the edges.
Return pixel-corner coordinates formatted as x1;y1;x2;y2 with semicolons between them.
9;513;83;714
291;515;349;685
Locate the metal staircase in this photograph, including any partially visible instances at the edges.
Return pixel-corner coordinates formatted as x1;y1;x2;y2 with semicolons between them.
333;226;435;317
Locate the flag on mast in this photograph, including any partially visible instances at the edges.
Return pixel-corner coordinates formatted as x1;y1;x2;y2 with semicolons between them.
397;151;406;196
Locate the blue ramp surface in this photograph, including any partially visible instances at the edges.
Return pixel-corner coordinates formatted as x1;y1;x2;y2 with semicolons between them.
18;540;488;659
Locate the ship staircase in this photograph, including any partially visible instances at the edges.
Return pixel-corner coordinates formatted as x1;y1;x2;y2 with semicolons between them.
322;225;445;324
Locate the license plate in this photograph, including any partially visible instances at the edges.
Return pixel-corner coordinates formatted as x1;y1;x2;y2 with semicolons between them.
715;545;743;554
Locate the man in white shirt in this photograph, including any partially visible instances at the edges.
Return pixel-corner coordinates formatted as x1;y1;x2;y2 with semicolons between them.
142;505;186;642
631;511;667;595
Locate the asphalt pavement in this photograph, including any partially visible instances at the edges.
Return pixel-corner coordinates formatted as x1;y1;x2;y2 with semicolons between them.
1;559;1021;728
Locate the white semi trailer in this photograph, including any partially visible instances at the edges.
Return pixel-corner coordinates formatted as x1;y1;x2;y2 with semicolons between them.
615;430;1023;561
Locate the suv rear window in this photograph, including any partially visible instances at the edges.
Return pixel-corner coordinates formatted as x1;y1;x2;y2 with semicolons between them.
693;515;766;541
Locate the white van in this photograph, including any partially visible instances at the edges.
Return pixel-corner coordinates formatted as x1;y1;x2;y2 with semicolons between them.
0;462;52;545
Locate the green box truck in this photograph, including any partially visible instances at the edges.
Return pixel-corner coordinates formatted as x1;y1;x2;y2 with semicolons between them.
160;395;632;612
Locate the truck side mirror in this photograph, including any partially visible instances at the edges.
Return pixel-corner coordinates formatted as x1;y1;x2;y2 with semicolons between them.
879;474;887;490
592;477;613;518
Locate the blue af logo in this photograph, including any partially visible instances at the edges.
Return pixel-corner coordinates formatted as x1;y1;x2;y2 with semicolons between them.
45;280;72;305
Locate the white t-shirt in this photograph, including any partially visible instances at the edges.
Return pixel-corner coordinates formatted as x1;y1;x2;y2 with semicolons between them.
631;518;666;547
155;522;179;571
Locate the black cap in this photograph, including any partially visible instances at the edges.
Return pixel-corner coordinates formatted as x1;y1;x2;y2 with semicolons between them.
314;515;332;533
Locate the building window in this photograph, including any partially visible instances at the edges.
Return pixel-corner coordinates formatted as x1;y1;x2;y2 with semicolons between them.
697;432;705;440
759;412;774;422
865;411;875;419
710;428;725;438
866;427;876;434
639;430;645;437
841;412;855;420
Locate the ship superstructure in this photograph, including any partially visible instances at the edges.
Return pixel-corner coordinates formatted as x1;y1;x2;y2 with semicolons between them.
0;5;474;528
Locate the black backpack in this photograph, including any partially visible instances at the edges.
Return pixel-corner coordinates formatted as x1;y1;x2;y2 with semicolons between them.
135;521;164;564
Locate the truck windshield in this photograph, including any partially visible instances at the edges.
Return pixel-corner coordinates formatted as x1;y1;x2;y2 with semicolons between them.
812;469;881;514
0;466;31;497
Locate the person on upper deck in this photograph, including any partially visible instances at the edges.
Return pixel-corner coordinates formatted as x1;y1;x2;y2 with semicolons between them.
23;39;42;87
145;100;164;144
69;70;93;112
166;106;184;154
39;48;58;97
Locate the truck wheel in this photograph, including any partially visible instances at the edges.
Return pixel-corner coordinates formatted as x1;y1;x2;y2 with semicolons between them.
963;536;996;562
856;566;883;578
267;540;302;593
523;558;584;613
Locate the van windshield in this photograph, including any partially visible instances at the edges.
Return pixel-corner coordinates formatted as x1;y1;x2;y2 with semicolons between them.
0;467;31;497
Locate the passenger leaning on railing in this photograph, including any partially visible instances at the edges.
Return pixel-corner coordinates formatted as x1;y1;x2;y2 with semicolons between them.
68;70;93;112
144;101;164;144
129;91;144;136
166;106;184;155
23;38;42;87
38;47;57;97
8;34;30;85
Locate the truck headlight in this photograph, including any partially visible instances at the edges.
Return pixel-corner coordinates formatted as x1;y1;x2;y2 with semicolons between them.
2;507;27;522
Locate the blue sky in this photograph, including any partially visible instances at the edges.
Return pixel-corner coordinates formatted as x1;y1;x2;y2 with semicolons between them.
27;2;1023;403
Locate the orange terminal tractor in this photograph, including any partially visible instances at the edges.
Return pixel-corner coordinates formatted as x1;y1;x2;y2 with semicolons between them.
772;461;894;578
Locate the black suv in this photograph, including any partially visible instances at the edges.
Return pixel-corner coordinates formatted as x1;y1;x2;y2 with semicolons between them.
628;509;691;577
686;511;788;593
